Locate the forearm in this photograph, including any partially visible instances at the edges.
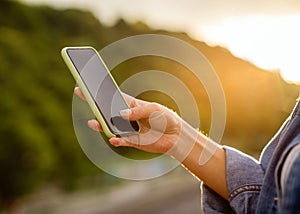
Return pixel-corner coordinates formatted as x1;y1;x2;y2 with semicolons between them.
168;120;228;199
182;135;228;199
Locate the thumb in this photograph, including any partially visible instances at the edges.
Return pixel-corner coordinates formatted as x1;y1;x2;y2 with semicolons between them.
120;103;162;121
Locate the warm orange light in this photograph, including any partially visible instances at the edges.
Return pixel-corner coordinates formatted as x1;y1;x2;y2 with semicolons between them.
198;15;300;84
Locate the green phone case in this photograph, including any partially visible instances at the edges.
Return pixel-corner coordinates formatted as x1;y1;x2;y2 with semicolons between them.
61;46;137;138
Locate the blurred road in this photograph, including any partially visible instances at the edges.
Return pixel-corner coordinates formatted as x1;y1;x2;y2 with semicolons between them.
14;167;203;214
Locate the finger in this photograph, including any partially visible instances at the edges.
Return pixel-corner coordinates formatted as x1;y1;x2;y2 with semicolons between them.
120;103;162;121
109;137;140;148
122;93;149;108
122;93;135;106
87;119;103;132
109;137;126;147
74;87;86;101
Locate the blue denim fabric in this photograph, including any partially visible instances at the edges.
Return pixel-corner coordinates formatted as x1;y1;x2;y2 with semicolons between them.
201;99;300;213
277;140;300;213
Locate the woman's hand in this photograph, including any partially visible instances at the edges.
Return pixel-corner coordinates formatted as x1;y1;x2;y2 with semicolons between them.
74;87;182;154
74;87;228;199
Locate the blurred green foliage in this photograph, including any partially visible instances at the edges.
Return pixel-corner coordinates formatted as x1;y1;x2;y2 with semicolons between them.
0;0;299;210
0;0;123;208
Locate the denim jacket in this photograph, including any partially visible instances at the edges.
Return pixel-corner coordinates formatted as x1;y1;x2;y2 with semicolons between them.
201;99;300;213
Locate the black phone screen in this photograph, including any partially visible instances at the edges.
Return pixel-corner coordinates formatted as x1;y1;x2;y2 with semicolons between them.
66;48;139;136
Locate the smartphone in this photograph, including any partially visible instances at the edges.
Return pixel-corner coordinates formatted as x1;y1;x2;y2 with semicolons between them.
61;46;140;138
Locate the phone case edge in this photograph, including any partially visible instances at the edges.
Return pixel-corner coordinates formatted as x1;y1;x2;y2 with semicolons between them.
61;47;116;138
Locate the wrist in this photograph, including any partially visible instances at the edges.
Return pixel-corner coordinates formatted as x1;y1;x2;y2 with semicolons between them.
167;119;220;166
166;119;199;162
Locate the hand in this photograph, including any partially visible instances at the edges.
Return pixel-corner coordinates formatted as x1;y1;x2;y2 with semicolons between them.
74;87;183;154
74;87;228;198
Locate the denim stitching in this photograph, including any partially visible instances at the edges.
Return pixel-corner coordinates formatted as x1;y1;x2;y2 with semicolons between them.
229;184;262;202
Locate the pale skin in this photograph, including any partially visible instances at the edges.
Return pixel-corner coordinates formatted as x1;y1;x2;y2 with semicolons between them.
74;87;228;199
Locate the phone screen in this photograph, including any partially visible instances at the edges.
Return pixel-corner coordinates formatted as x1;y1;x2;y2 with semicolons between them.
66;48;139;136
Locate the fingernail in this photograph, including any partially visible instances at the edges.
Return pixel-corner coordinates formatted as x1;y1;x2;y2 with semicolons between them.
119;109;131;119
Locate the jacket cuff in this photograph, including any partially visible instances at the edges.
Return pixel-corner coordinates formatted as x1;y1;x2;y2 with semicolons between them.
223;146;264;200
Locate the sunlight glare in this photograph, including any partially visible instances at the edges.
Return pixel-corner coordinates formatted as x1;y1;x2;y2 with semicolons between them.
199;15;300;84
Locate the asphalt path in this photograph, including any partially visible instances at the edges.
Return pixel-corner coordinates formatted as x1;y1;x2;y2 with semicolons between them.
13;167;203;214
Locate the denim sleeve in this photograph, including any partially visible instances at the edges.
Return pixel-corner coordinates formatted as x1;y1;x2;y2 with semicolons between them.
201;183;233;213
225;146;264;213
278;140;300;212
201;146;264;213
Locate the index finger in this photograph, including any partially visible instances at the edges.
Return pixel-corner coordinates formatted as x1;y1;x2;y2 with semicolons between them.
74;87;86;101
122;93;150;108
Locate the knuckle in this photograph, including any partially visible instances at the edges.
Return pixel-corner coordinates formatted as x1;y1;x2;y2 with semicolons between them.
150;102;162;111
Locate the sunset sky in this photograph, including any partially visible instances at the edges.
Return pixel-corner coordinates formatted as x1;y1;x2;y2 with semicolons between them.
22;0;300;83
